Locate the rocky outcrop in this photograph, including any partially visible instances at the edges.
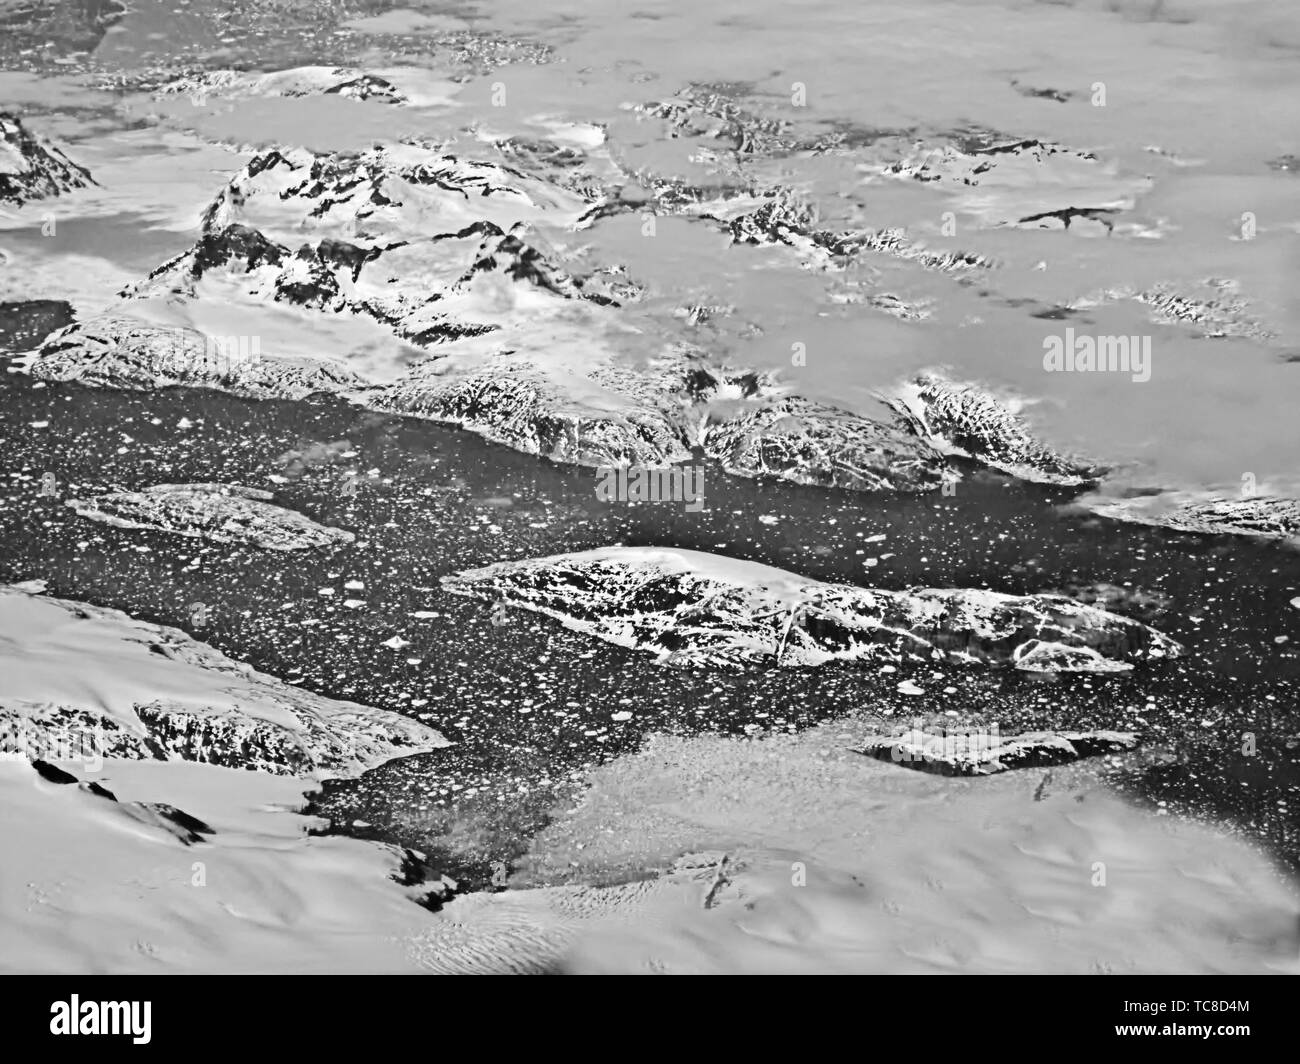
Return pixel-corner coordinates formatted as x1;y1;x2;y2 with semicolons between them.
1085;491;1300;542
440;546;1181;671
702;395;948;493
886;372;1103;486
66;483;355;551
634;86;794;157
881;136;1097;184
1073;279;1272;342
29;314;369;398
855;727;1140;776
120;141;612;343
25;759;216;845
373;354;694;469
867;133;1148;231
156;66;412;105
721;190;992;272
0;586;447;777
16;103;1129;500
0;112;94;205
630;86;911;162
28;304;1112;494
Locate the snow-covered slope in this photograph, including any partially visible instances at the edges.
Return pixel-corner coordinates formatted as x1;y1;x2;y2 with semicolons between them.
0;112;94;206
0;584;445;777
0;757;437;973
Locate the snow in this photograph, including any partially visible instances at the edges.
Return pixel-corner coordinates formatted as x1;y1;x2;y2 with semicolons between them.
0;757;434;973
0;584;445;776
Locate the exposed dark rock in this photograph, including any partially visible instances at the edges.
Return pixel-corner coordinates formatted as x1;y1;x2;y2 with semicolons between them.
724;190;992;271
702;395;948;493
122;143;612;343
441;546;1181;671
885;372;1104;486
1;586;448;777
144;802;214;836
632;86;911;161
390;848;458;912
16;116;1128;501
30;758;78;784
0;299;74;352
634;86;792;156
155;67;427;107
66;483;355;551
0;111;95;205
0;702;156;761
490;128;619;204
29;315;370;399
881;136;1092;184
726;190;819;246
865;132;1146;232
1011;81;1074;103
826;226;994;271
855;728;1139;776
325;73;404;102
116;799;215;846
24;753;215;845
1018;206;1116;232
1073;279;1272;341
1134;283;1270;340
373;358;695;470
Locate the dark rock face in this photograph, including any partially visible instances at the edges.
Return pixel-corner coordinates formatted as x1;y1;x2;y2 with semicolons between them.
636;86;794;157
0;112;95;205
882;136;1098;185
324;73;405;103
863;131;1149;235
24;759;213;844
855;728;1139;776
632;85;909;161
702;395;948;493
1;587;448;777
29;313;1111;496
30;758;79;784
723;190;992;272
1134;284;1270;341
1074;279;1271;341
832;227;993;271
156;67;410;105
30;315;369;399
16;99;1128;500
132;802;216;845
66;483;355;551
0;299;74;352
373;359;694;470
122;143;612;343
1087;492;1300;542
886;373;1104;486
2;692;439;778
441;546;1181;672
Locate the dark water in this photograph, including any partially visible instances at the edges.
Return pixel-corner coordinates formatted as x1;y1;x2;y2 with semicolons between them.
2;366;1298;886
